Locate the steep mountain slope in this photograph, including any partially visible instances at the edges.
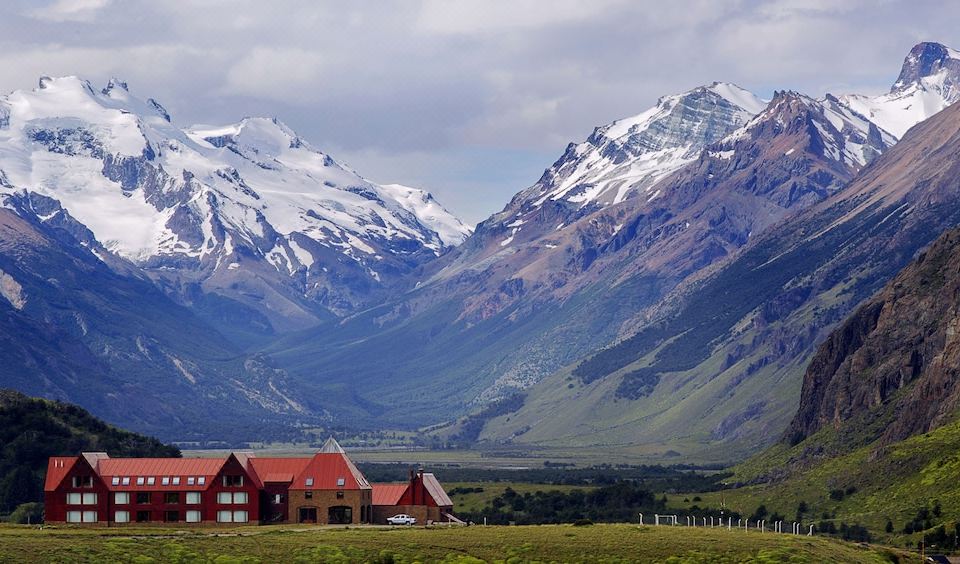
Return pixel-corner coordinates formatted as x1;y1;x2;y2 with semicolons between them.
0;200;311;440
718;227;960;542
487;81;960;462
0;389;179;515
0;77;469;339
266;78;897;428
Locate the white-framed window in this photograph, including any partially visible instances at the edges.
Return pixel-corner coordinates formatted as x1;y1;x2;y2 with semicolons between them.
273;494;282;504
114;511;130;523
233;511;248;523
82;493;97;505
186;510;201;523
66;493;82;505
198;477;206;486
305;477;314;486
172;477;181;485
187;477;195;485
186;492;201;505
66;511;82;523
147;477;155;486
233;492;248;504
217;492;232;504
111;477;120;486
217;510;233;523
136;477;145;486
122;477;130;486
162;477;170;486
336;477;345;487
82;511;98;523
114;492;130;505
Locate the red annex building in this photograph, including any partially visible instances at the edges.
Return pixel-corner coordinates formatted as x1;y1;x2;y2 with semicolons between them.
44;438;455;526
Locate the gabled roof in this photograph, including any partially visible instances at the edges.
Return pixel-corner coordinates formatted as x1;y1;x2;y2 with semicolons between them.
290;453;371;490
372;483;408;506
44;457;79;492
319;437;345;454
422;473;453;507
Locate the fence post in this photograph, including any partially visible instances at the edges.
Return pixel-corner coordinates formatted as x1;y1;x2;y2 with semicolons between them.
639;513;643;525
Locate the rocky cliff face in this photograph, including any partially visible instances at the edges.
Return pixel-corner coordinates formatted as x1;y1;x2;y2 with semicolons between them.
787;227;960;447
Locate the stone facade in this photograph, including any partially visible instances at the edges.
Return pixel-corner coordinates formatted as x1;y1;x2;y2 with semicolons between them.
287;489;372;524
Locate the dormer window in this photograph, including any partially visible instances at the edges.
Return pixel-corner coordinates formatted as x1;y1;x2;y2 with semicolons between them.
187;477;195;485
198;477;206;485
147;477;155;486
336;477;345;487
172;477;181;485
111;477;120;486
122;477;130;486
305;478;314;487
136;477;145;486
162;477;170;486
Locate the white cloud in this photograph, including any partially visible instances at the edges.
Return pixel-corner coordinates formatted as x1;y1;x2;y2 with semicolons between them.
28;0;111;22
224;47;326;101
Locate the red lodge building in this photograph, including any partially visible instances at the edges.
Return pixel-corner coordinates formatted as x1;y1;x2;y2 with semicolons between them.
44;438;455;526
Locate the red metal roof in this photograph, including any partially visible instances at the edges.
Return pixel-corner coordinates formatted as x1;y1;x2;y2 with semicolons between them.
44;457;78;492
372;483;408;506
248;458;311;483
97;458;225;491
289;453;371;490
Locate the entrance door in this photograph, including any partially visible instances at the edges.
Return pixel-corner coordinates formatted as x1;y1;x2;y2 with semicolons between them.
328;506;352;524
298;507;317;523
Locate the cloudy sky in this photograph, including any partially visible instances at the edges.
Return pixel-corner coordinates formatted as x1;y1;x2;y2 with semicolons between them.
1;0;958;224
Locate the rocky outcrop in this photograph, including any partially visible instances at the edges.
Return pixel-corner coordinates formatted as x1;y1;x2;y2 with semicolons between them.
787;227;960;447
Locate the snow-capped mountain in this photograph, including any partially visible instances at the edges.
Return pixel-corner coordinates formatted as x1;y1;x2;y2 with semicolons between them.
840;42;960;139
0;76;470;332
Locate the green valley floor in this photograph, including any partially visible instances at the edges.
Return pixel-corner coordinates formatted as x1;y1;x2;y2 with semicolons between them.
0;523;917;563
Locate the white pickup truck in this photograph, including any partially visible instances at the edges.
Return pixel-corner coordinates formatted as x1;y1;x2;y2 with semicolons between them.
386;514;417;525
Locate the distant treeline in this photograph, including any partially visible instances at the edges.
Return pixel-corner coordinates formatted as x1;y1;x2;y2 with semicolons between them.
460;482;740;525
357;462;730;492
0;390;179;518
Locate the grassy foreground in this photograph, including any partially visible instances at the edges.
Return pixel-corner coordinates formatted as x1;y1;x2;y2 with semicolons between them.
0;523;916;563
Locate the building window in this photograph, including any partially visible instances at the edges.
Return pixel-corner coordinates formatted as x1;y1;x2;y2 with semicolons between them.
147;477;156;486
223;475;243;487
187;477;195;485
161;477;170;486
111;477;120;486
336;491;344;499
233;492;248;504
81;493;97;505
72;476;93;488
66;511;82;523
304;491;313;499
217;492;232;504
114;492;130;505
305;477;314;487
217;510;233;523
336;477;345;487
122;477;130;486
233;511;248;523
82;511;98;523
186;492;201;505
136;477;145;486
173;477;181;486
136;511;150;523
273;494;282;504
164;511;179;523
66;493;82;505
164;493;180;504
185;510;201;523
198;477;206;486
114;511;130;523
136;492;151;505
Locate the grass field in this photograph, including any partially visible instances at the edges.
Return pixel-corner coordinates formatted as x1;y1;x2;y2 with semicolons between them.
0;523;917;563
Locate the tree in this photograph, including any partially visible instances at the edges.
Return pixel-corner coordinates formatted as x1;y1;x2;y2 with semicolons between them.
885;520;894;534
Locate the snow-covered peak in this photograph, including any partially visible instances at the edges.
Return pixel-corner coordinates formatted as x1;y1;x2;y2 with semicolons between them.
380;183;472;246
838;42;960;139
0;77;469;319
